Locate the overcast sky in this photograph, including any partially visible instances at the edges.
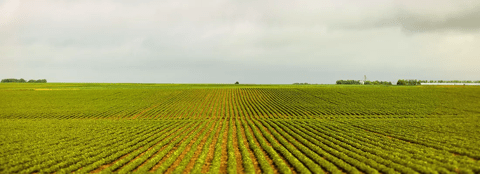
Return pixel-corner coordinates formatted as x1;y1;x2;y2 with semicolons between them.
1;0;479;84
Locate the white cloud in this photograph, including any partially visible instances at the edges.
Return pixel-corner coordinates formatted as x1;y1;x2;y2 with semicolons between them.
0;0;20;27
0;0;479;83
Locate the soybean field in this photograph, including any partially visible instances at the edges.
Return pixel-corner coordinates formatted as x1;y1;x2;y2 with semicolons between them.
1;83;480;174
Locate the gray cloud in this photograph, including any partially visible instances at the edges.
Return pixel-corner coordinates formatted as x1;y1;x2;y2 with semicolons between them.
1;0;479;83
336;1;480;33
386;6;480;33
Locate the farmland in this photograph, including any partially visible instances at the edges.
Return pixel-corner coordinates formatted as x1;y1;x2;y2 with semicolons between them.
1;83;480;173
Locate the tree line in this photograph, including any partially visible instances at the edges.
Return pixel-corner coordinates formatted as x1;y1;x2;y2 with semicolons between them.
337;79;480;86
336;80;392;85
396;79;480;85
1;78;47;83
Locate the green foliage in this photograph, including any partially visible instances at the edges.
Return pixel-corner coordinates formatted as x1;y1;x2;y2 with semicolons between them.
2;78;46;83
364;80;392;85
1;78;47;83
1;83;480;173
208;118;227;173
227;117;237;174
1;78;23;83
336;80;361;85
293;82;309;85
396;79;420;85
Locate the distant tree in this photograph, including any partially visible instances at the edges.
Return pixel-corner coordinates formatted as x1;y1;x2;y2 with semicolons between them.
336;80;361;85
397;79;421;85
1;79;14;83
235;81;239;84
1;78;47;83
1;78;23;83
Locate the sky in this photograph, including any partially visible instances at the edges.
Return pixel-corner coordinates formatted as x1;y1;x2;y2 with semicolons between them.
1;0;479;84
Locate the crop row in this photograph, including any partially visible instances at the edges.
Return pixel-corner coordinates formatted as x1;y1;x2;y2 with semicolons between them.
3;86;480;119
2;116;480;173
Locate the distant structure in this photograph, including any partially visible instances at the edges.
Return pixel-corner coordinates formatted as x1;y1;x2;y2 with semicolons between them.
359;75;366;85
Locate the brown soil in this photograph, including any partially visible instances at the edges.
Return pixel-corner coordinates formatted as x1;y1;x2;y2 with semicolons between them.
92;125;177;173
219;119;229;173
207;91;218;120
453;153;478;162
164;122;213;174
251;119;296;174
250;89;284;119
195;93;212;119
364;129;394;139
363;129;414;145
231;120;245;174
131;103;160;119
90;147;138;173
202;120;224;173
133;125;191;172
237;119;262;173
242;118;278;174
264;121;297;151
182;120;219;173
150;124;202;172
